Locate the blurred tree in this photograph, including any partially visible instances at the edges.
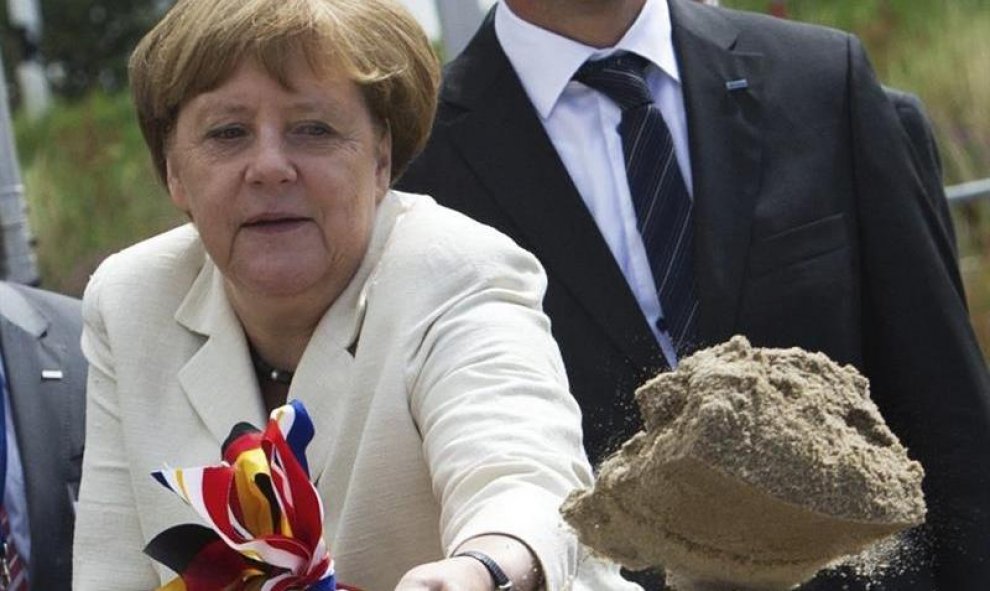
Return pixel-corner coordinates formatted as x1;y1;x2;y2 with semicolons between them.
2;0;167;102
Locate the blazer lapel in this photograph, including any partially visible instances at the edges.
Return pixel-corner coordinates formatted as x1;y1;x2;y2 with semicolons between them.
288;193;405;486
670;0;765;344
0;286;67;582
174;193;404;484
175;263;268;445
443;14;662;371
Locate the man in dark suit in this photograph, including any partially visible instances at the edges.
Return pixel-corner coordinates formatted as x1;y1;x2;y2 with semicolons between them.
0;281;85;589
399;0;990;588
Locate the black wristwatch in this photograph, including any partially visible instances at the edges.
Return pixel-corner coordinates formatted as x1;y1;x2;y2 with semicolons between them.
454;550;514;590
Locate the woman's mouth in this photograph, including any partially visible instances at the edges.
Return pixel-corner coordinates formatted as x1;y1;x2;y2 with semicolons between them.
243;215;310;234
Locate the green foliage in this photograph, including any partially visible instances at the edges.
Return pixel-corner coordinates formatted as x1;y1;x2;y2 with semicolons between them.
14;91;182;295
882;5;990;186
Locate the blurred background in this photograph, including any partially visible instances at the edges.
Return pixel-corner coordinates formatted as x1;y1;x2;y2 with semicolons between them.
0;0;987;356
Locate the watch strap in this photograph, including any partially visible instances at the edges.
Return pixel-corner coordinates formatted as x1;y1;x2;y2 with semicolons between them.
454;550;514;590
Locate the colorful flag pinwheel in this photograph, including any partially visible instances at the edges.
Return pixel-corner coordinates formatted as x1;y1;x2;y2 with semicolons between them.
144;400;357;591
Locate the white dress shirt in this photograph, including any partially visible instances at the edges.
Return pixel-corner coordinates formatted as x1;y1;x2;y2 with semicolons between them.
495;0;691;366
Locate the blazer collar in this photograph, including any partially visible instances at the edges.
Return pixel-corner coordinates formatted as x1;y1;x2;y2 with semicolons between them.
0;282;47;338
172;192;406;481
172;256;267;445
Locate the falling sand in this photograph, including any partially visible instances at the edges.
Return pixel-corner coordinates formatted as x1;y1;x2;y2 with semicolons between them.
561;336;926;590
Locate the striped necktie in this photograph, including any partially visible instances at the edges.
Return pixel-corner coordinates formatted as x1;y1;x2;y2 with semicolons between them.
574;53;699;355
0;505;27;590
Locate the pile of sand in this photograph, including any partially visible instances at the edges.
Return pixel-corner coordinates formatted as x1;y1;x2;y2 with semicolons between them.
561;336;925;590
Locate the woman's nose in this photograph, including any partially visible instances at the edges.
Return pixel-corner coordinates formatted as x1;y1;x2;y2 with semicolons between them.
245;134;298;186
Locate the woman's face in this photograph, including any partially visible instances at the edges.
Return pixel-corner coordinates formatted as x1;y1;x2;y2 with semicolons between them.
166;57;391;304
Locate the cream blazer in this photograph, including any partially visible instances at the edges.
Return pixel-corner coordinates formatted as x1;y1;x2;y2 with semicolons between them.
73;191;639;591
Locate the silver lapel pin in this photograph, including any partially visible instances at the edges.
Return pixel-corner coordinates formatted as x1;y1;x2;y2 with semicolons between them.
41;369;64;380
726;78;749;91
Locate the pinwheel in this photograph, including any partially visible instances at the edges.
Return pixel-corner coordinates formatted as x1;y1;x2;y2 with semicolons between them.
144;400;358;591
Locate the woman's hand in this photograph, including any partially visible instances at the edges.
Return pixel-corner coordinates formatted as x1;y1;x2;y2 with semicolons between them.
394;534;544;591
394;556;491;590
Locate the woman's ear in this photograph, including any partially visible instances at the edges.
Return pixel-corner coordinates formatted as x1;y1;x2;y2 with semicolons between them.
374;123;393;201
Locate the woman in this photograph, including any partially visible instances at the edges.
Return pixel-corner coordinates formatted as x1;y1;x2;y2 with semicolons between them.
72;1;639;590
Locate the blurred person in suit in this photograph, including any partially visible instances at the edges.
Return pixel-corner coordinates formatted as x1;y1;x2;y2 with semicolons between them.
399;0;990;589
0;280;85;590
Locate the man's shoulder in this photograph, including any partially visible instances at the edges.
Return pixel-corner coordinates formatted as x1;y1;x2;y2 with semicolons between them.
884;87;925;118
677;1;852;60
704;2;848;40
0;280;81;337
1;281;79;318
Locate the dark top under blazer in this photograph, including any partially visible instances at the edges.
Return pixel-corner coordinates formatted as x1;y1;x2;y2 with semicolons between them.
400;1;990;588
0;281;85;590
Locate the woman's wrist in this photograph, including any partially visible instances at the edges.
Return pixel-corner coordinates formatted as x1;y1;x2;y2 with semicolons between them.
453;534;543;591
453;550;513;589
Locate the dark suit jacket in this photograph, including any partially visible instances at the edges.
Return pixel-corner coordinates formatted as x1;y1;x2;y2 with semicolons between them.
0;281;85;590
400;1;990;588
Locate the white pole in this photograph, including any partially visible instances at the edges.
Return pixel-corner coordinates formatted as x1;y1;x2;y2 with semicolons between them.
0;50;40;284
7;0;51;120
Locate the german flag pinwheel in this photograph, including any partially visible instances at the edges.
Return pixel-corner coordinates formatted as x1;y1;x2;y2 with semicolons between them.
144;400;357;591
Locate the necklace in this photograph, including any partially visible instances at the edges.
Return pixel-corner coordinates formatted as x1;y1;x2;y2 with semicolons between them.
250;348;295;385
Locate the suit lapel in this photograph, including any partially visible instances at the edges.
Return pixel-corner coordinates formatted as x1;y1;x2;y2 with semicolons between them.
0;286;66;582
670;0;765;344
443;15;662;371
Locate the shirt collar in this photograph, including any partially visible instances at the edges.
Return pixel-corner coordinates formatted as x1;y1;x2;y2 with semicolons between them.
495;0;679;120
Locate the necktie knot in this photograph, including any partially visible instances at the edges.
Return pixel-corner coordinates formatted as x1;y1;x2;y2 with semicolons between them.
574;53;654;111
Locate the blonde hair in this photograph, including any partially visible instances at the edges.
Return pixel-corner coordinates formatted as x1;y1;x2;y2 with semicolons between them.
129;0;440;184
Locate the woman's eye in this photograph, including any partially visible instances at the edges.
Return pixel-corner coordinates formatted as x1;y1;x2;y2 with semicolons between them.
294;122;333;137
206;126;246;141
